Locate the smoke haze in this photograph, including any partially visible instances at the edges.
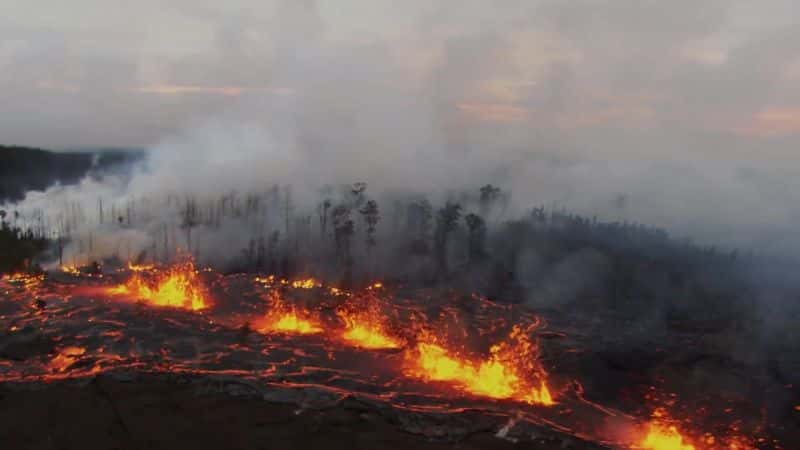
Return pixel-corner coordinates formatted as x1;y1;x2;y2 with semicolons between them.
3;0;800;257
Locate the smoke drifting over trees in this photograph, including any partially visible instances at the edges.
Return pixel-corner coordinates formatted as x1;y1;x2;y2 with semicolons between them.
3;0;800;256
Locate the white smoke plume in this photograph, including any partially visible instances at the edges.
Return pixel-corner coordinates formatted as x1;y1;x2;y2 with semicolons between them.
4;0;800;266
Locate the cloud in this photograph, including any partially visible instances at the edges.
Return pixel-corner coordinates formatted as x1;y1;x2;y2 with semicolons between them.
0;0;795;151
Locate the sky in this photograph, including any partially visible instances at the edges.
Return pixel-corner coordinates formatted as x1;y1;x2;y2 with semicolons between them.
3;1;800;254
1;0;799;157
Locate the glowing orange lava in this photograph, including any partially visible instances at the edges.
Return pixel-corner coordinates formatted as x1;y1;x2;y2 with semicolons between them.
338;309;402;349
253;275;321;290
266;311;323;334
108;260;208;310
291;278;320;289
255;292;322;335
407;325;554;405
633;408;755;450
1;272;45;293
49;346;86;373
254;275;276;286
638;422;696;450
60;265;81;276
127;262;155;272
0;266;777;449
329;287;348;296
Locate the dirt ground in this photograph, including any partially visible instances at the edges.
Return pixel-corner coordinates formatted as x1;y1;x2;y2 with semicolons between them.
0;375;603;450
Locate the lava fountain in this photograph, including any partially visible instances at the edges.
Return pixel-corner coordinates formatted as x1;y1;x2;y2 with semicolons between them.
107;259;209;310
407;324;554;406
337;293;402;350
255;290;323;335
631;407;756;450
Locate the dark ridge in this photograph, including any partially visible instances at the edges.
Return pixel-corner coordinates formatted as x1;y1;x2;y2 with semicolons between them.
0;145;144;204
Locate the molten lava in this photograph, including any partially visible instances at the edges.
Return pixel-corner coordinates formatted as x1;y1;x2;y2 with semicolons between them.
255;291;322;335
634;408;756;450
337;296;402;349
108;260;208;310
2;272;44;289
127;262;155;272
60;265;82;276
639;422;696;450
266;311;323;334
407;325;554;406
49;346;86;373
340;319;401;349
291;278;320;289
0;266;779;449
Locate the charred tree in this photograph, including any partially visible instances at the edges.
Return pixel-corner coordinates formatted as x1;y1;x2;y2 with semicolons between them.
267;230;280;274
350;182;367;209
281;186;293;274
434;202;461;276
180;197;199;255
465;213;487;265
406;199;432;255
478;184;509;221
318;198;331;240
359;199;380;256
332;204;355;284
0;209;48;273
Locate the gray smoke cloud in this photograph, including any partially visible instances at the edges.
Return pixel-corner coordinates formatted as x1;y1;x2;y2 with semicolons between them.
3;0;800;261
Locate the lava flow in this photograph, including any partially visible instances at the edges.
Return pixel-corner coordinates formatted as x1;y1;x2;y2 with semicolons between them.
254;290;323;335
106;259;209;310
626;386;762;450
48;346;87;373
637;421;697;450
407;324;554;406
0;262;781;450
337;294;402;349
1;271;44;290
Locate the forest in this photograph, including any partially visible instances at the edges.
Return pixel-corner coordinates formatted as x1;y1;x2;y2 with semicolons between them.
2;143;796;354
0;146;143;272
0;145;142;203
0;214;47;273
3;174;777;335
